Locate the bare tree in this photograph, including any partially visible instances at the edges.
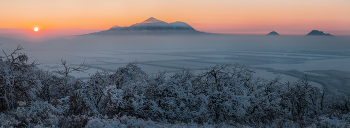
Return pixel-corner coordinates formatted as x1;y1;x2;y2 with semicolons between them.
57;59;90;77
1;45;37;71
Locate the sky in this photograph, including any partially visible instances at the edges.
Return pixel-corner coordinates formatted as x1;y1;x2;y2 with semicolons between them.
0;0;349;38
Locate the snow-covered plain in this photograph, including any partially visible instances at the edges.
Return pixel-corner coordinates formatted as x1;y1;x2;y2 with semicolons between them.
1;35;350;93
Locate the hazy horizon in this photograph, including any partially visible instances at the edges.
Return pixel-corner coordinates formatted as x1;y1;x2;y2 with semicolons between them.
1;0;350;42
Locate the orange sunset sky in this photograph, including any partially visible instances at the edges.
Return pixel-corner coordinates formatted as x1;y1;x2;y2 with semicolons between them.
0;0;350;38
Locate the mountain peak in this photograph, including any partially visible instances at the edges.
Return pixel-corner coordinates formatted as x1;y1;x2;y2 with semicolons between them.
307;30;333;36
266;31;280;35
110;25;121;29
140;17;164;24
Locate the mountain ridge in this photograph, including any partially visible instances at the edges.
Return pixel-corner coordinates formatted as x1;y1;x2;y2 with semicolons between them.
86;17;207;36
307;30;333;36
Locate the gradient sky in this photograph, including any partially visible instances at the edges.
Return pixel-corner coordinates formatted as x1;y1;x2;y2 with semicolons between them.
0;0;350;36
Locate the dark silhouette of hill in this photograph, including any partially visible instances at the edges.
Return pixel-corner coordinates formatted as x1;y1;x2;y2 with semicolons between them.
84;17;208;36
307;30;333;36
266;31;280;35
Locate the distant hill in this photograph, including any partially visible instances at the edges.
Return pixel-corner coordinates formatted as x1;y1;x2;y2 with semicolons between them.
0;36;29;52
85;17;207;36
266;31;280;35
0;36;28;45
307;30;333;36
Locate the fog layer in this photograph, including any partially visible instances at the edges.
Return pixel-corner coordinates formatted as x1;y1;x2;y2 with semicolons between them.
1;35;350;94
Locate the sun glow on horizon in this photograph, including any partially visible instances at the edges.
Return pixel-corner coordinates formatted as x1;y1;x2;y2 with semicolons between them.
34;27;39;32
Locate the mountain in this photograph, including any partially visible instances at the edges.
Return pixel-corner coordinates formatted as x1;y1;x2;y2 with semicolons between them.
266;31;279;35
307;30;333;36
86;17;206;35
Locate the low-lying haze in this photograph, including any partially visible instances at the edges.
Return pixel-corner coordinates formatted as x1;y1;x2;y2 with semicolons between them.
1;34;349;94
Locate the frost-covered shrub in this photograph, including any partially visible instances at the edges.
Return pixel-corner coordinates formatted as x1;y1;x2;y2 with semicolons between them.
0;113;20;127
280;76;325;122
245;76;283;124
85;115;239;128
86;115;154;128
134;64;261;123
37;74;82;104
191;64;255;122
314;116;349;128
13;101;63;127
64;71;113;115
67;63;150;116
0;46;43;110
109;63;148;88
3;101;87;127
326;93;350;116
